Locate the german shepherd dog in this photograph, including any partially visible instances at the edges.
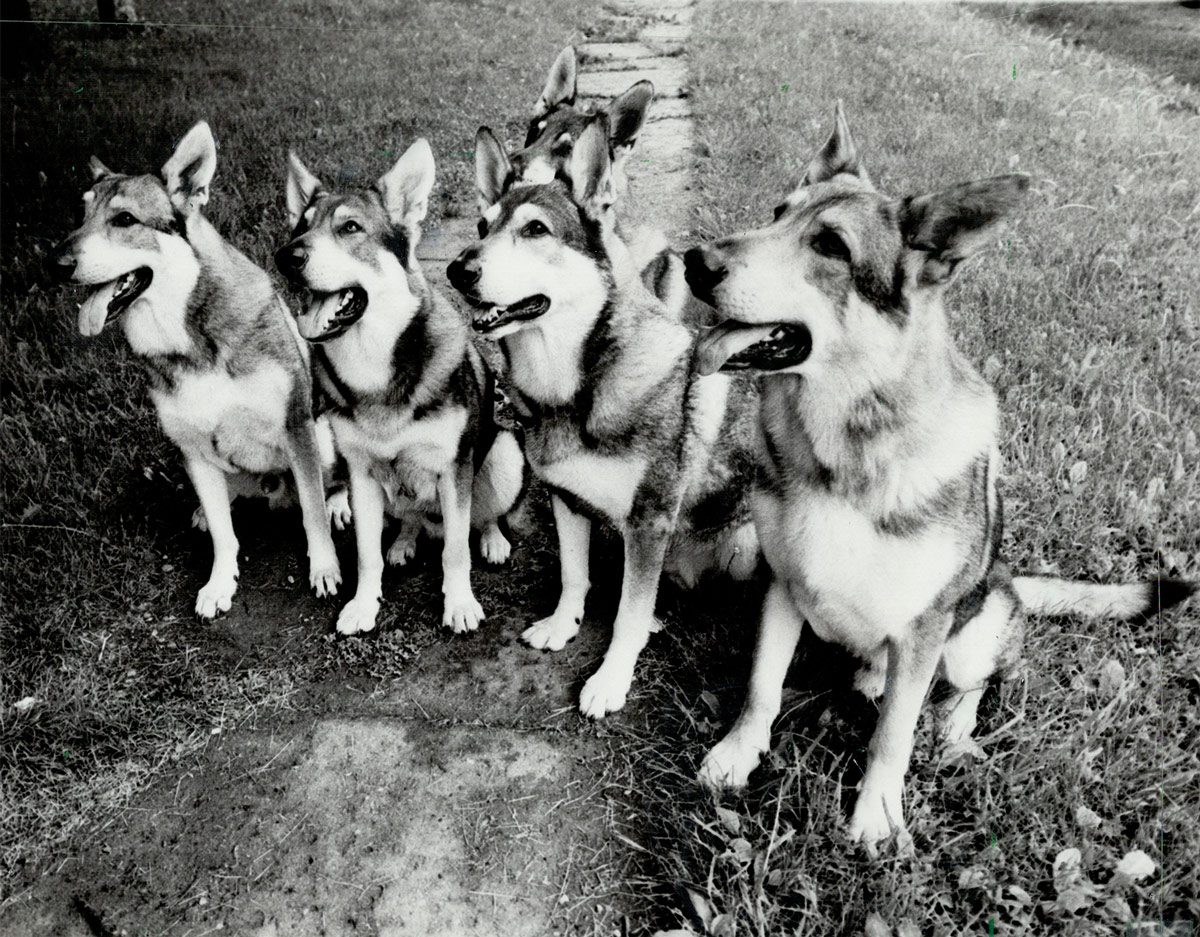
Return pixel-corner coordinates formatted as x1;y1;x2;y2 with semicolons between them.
49;121;344;619
447;117;759;718
275;140;526;636
684;104;1197;845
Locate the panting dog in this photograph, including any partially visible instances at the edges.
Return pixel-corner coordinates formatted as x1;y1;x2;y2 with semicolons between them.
49;121;345;619
684;103;1197;845
447;116;759;718
275;139;526;637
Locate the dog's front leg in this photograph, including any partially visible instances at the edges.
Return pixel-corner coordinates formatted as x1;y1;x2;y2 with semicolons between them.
522;493;590;651
578;517;671;719
285;421;342;598
698;578;805;789
848;611;949;846
185;457;239;619
437;461;484;633
336;462;386;635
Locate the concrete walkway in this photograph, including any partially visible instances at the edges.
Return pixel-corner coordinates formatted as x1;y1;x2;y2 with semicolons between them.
1;3;701;937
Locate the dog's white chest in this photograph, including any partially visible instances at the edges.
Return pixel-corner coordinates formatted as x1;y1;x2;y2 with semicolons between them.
755;489;961;653
150;364;291;473
536;450;647;525
332;406;466;501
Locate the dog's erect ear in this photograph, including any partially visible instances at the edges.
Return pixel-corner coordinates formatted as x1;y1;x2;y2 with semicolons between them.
569;116;615;220
161;120;217;216
608;80;654;154
535;46;577;116
803;101;868;186
900;174;1030;286
88;156;115;181
285;151;324;230
474;127;510;213
375;138;436;228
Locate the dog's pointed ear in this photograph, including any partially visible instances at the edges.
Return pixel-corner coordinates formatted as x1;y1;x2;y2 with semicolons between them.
534;46;577;116
88;156;114;181
803;101;868;186
608;80;654;154
375;138;436;228
900;174;1030;286
569;116;615;220
161;120;217;216
474;127;510;213
285;151;324;230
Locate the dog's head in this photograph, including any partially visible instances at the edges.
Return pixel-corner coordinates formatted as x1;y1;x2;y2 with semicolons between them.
274;139;435;343
49;120;216;337
472;46;653;214
448;115;617;341
685;103;1029;380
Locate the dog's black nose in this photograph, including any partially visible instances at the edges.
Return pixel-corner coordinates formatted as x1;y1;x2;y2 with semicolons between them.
447;248;481;294
274;243;308;278
46;244;77;283
683;245;726;303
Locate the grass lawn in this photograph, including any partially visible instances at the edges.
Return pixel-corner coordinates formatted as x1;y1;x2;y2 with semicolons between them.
0;0;614;889
609;2;1200;935
977;2;1200;90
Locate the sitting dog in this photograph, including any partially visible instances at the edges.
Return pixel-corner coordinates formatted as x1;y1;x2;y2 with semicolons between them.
447;116;759;718
685;103;1197;845
49;121;343;618
275;139;526;636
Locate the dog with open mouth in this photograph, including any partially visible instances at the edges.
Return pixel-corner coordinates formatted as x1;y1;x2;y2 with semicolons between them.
48;120;345;619
447;115;760;719
685;103;1198;846
275;139;526;637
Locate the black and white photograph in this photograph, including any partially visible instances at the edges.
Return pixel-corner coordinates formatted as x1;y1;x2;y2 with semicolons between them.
1;0;1198;934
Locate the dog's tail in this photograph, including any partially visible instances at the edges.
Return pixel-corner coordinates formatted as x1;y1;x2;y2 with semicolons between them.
1012;575;1196;620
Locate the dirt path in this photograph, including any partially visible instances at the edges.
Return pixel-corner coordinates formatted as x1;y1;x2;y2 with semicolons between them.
2;4;701;936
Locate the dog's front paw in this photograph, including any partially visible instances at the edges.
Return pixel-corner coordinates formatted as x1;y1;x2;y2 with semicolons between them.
326;489;352;531
336;596;380;636
479;524;511;565
442;589;485;634
579;661;634;719
848;781;905;846
191;505;208;532
386;530;419;567
521;612;580;651
195;568;238;619
309;552;341;598
697;734;763;790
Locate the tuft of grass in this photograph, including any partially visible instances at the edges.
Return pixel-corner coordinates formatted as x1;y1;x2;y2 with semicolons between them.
607;2;1200;935
0;0;606;889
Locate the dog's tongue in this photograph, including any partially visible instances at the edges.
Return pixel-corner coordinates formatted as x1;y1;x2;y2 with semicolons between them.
78;282;120;337
298;292;345;340
697;321;779;375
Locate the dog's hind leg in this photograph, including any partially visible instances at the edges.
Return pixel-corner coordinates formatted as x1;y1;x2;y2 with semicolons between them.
185;457;239;619
939;580;1023;745
471;428;525;566
284;421;341;598
699;579;805;789
523;493;590;651
853;645;889;700
578;516;672;719
386;512;422;567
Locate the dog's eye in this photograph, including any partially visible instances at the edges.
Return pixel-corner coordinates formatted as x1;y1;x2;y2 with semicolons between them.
110;211;138;228
811;228;851;262
521;219;550;238
338;220;363;235
772;204;787;221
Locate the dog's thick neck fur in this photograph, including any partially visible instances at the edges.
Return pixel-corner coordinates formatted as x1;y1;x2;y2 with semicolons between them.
759;289;998;524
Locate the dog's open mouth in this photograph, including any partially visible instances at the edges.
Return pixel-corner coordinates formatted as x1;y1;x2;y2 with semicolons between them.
469;294;551;335
298;287;368;342
697;320;812;375
77;267;153;337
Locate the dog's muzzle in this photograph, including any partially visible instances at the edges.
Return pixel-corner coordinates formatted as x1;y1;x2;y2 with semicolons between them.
76;267;154;337
683;245;727;305
298;287;367;343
